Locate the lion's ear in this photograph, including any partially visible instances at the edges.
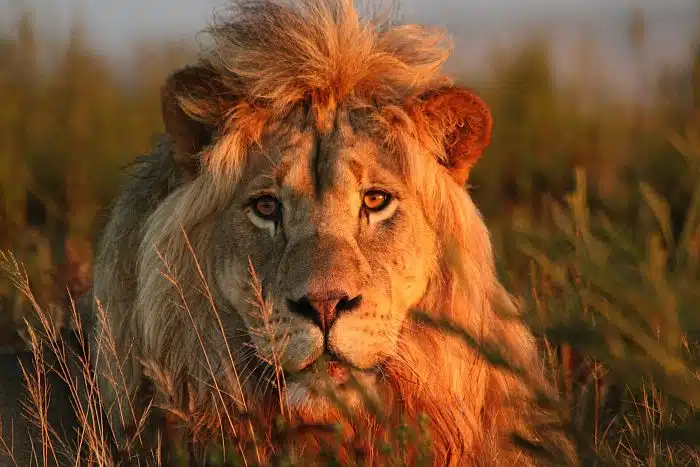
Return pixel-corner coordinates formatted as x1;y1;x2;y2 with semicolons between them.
160;65;233;175
416;87;493;185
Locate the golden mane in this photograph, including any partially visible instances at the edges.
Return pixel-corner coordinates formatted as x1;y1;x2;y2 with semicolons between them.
177;0;464;182
91;0;569;464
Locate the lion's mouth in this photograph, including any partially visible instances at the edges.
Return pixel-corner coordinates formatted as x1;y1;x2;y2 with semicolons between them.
326;360;350;385
286;354;379;389
280;354;386;418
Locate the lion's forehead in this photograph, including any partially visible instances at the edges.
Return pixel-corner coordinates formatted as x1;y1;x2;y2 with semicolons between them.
237;116;405;204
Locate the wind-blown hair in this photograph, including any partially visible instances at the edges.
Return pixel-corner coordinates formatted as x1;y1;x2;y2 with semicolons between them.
91;0;570;465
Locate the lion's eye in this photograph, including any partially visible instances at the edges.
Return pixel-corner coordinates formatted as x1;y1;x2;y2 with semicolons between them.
252;195;280;220
363;191;392;212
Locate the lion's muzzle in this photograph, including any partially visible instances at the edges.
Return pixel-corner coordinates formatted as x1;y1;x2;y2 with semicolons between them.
287;293;363;333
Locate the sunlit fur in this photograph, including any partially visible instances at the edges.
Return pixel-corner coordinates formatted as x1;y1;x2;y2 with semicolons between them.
91;1;567;465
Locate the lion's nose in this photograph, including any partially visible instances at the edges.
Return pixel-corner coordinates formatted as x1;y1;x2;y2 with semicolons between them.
288;293;362;332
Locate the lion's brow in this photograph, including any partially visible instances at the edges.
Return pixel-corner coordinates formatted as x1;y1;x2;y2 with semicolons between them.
311;115;343;199
272;133;318;189
273;156;296;187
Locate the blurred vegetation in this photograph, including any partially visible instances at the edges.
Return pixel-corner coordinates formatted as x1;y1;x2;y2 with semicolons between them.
2;5;700;465
0;12;195;346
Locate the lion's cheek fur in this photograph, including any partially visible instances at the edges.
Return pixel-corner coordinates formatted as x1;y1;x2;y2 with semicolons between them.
274;325;325;373
327;313;399;369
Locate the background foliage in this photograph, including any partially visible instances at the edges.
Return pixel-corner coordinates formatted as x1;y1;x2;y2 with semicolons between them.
2;5;700;465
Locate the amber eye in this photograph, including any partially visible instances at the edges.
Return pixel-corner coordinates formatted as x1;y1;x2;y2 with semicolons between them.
252;195;280;220
362;190;392;212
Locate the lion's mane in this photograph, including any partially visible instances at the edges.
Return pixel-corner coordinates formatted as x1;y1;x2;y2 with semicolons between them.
91;1;565;464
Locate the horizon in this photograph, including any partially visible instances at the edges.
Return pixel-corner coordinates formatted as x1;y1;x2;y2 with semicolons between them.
3;0;699;98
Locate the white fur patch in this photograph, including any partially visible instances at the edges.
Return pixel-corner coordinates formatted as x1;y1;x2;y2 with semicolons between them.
246;208;276;238
368;198;398;225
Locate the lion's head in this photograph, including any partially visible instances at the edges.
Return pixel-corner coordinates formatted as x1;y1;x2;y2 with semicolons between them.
92;0;554;464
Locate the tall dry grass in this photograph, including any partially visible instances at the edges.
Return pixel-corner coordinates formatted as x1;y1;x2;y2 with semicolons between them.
2;158;700;466
0;243;443;466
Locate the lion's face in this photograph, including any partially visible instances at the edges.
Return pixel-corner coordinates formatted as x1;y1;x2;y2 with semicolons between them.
211;113;438;409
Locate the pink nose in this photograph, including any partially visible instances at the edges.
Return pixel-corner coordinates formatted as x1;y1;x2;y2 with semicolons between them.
307;297;341;330
288;294;363;331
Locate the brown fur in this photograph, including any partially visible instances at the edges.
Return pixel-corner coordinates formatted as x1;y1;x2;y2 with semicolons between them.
90;1;573;465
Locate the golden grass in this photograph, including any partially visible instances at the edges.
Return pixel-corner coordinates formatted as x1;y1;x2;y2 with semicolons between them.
3;151;700;466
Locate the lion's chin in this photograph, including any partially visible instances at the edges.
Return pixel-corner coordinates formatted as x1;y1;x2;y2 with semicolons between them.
284;370;382;424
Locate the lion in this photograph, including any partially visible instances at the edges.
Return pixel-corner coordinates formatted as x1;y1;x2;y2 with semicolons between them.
90;0;572;464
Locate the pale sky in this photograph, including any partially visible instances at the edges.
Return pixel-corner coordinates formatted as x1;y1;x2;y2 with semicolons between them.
2;0;698;97
5;0;695;51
